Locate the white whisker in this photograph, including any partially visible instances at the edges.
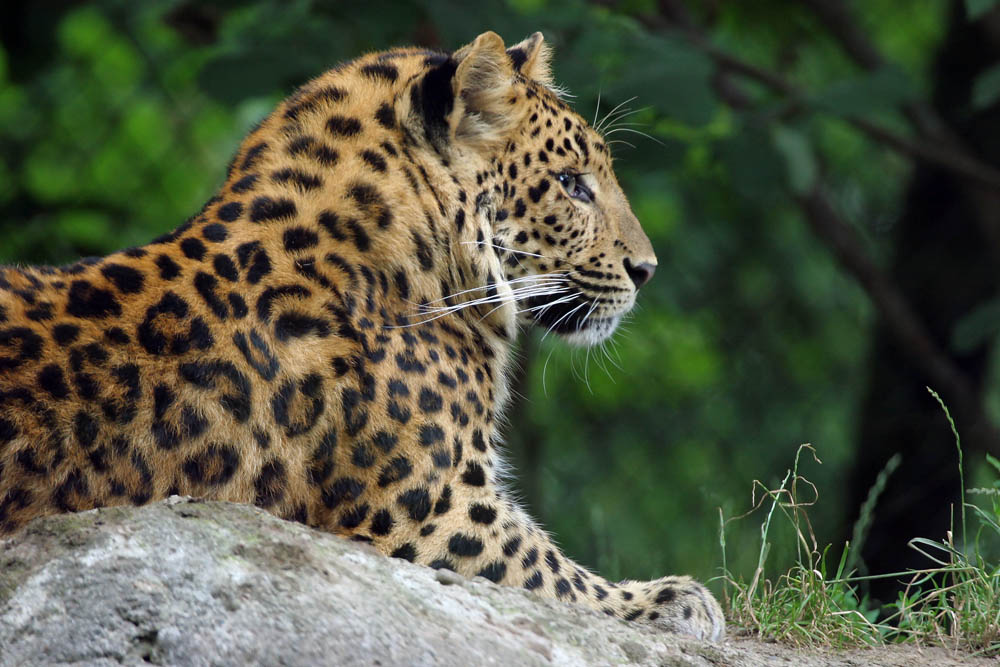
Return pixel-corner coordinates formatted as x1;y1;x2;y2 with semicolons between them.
542;301;589;341
570;347;584;388
532;291;582;321
598;106;630;134
417;273;569;306
604;126;667;149
596;96;637;133
605;139;636;150
596;97;635;132
595;341;616;381
580;297;600;329
460;240;551;260
605;338;624;370
482;290;581;322
541;343;556;397
601;106;651;133
514;292;582;316
390;270;584;328
418;284;569;316
392;287;562;328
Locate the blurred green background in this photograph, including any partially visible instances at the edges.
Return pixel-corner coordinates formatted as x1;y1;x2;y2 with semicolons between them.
3;0;999;604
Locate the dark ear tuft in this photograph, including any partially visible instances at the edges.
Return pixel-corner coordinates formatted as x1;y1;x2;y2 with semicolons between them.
508;47;528;70
506;32;552;85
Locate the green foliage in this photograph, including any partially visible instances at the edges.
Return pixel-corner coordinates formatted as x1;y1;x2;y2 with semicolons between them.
771;125;818;195
810;66;916;118
952;298;1000;353
967;0;1000;21
973;62;1000;111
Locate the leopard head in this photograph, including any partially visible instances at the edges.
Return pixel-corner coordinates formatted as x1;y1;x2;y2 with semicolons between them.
445;32;658;346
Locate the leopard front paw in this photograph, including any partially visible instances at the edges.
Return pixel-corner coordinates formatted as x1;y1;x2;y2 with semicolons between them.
618;576;726;641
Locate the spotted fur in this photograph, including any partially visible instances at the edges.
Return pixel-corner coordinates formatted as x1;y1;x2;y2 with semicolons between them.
0;32;724;640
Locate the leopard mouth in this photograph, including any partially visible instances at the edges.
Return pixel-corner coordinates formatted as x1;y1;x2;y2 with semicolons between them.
525;294;622;345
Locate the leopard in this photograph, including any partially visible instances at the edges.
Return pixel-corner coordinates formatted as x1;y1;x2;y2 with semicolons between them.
0;31;725;640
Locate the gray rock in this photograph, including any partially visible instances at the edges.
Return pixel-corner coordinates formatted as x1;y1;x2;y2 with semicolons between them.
0;498;989;666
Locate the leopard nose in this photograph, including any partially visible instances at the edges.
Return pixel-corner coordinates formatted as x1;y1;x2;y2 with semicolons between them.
623;258;656;289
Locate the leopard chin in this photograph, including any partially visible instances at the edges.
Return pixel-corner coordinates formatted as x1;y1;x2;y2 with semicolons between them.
559;315;623;347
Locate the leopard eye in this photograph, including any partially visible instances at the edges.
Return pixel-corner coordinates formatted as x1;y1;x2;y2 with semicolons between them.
556;172;593;204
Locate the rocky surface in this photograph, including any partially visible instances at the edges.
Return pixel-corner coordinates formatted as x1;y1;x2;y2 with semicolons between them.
0;498;990;666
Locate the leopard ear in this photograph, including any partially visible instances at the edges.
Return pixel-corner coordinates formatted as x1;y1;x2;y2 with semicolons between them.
506;32;552;86
451;31;517;147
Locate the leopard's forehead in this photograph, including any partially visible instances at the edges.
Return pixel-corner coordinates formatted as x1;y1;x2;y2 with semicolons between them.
514;98;613;177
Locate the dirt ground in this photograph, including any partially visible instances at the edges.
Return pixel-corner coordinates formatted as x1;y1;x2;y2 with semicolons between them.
726;636;995;666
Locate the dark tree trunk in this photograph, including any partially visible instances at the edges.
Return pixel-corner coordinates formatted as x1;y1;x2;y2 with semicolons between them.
849;1;1000;604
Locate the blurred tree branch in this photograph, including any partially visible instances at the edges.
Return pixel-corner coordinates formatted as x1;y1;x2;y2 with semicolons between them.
795;0;885;69
644;0;1000;193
